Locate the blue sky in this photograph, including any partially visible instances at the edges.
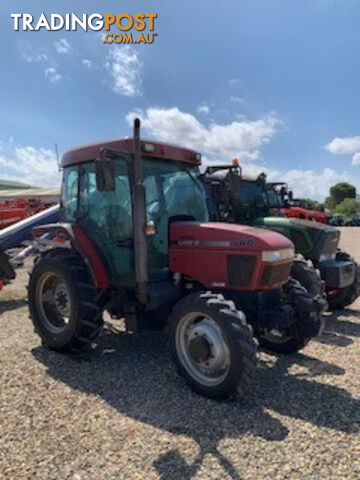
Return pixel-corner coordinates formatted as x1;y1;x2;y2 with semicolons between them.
1;0;360;199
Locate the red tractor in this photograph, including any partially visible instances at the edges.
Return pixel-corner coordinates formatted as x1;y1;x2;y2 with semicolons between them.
28;120;323;399
270;183;332;224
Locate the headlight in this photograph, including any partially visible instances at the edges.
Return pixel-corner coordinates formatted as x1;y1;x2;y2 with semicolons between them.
262;248;294;262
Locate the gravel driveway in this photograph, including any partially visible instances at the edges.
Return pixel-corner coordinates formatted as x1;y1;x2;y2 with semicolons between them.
0;228;359;479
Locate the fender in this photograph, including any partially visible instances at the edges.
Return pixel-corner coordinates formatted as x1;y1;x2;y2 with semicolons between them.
32;223;110;289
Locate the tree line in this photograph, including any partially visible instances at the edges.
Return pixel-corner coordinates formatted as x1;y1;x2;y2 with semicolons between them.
300;183;360;217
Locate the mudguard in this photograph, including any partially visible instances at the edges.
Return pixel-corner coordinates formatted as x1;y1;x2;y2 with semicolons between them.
32;223;110;289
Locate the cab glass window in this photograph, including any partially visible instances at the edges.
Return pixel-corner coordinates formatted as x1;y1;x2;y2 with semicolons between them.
61;166;78;222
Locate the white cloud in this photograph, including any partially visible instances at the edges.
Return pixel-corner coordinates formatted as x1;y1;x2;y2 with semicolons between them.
325;135;360;154
54;38;71;54
44;67;62;83
325;135;360;169
230;96;244;104
352;153;360;165
268;167;357;200
82;59;93;69
197;104;210;115
0;144;60;187
126;106;280;161
20;44;64;84
105;46;142;96
228;78;240;86
21;48;48;63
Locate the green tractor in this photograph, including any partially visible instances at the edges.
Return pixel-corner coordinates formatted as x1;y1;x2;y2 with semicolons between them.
202;164;360;310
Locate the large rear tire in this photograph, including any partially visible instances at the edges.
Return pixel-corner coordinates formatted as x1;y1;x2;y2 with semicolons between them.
169;291;258;399
28;250;103;352
327;250;360;310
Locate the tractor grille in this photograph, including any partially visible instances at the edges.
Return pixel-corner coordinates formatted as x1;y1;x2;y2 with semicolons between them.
261;262;292;286
227;255;256;287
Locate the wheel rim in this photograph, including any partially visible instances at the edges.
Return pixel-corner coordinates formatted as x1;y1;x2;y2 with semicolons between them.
175;312;231;387
36;272;72;334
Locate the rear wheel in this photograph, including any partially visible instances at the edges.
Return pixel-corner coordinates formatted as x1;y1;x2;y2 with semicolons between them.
169;291;257;399
28;250;103;352
327;250;360;310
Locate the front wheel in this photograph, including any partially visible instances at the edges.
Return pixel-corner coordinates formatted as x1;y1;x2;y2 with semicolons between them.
169;292;258;399
291;255;324;297
259;328;309;354
258;279;325;354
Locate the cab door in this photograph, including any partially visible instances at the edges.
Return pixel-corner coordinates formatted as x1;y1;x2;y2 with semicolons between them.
77;157;135;287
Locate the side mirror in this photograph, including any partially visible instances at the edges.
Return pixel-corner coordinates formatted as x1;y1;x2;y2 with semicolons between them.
95;158;116;192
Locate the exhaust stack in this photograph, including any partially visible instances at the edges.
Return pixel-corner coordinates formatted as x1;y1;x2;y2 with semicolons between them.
132;118;148;305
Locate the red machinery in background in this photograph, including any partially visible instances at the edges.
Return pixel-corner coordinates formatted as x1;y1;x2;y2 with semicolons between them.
0;198;55;229
0;203;27;228
281;205;332;224
269;182;332;225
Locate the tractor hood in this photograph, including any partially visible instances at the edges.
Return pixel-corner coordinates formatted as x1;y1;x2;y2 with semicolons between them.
170;221;293;252
169;222;294;291
257;216;329;231
254;216;340;261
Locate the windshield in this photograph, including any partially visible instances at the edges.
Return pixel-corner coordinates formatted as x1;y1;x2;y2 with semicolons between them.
143;159;208;280
237;181;266;206
143;160;209;222
265;185;282;208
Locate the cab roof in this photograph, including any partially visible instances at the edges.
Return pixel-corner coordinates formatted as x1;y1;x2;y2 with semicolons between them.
61;138;201;168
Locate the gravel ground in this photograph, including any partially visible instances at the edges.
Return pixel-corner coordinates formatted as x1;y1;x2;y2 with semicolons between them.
1;228;360;480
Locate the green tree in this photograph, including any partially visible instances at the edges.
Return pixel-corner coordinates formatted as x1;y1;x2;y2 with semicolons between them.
329;183;356;205
325;196;336;211
334;198;360;216
300;199;325;211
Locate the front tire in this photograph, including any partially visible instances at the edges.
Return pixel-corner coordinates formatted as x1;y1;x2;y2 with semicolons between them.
259;279;324;354
28;250;103;352
291;255;324;297
169;291;257;399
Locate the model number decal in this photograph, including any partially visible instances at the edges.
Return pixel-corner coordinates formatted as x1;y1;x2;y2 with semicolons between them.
238;239;253;247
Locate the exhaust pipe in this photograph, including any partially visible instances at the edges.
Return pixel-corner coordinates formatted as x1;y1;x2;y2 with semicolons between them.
132;118;148;305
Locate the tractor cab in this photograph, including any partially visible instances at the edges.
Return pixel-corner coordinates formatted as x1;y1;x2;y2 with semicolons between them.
61;141;208;288
202;166;280;222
